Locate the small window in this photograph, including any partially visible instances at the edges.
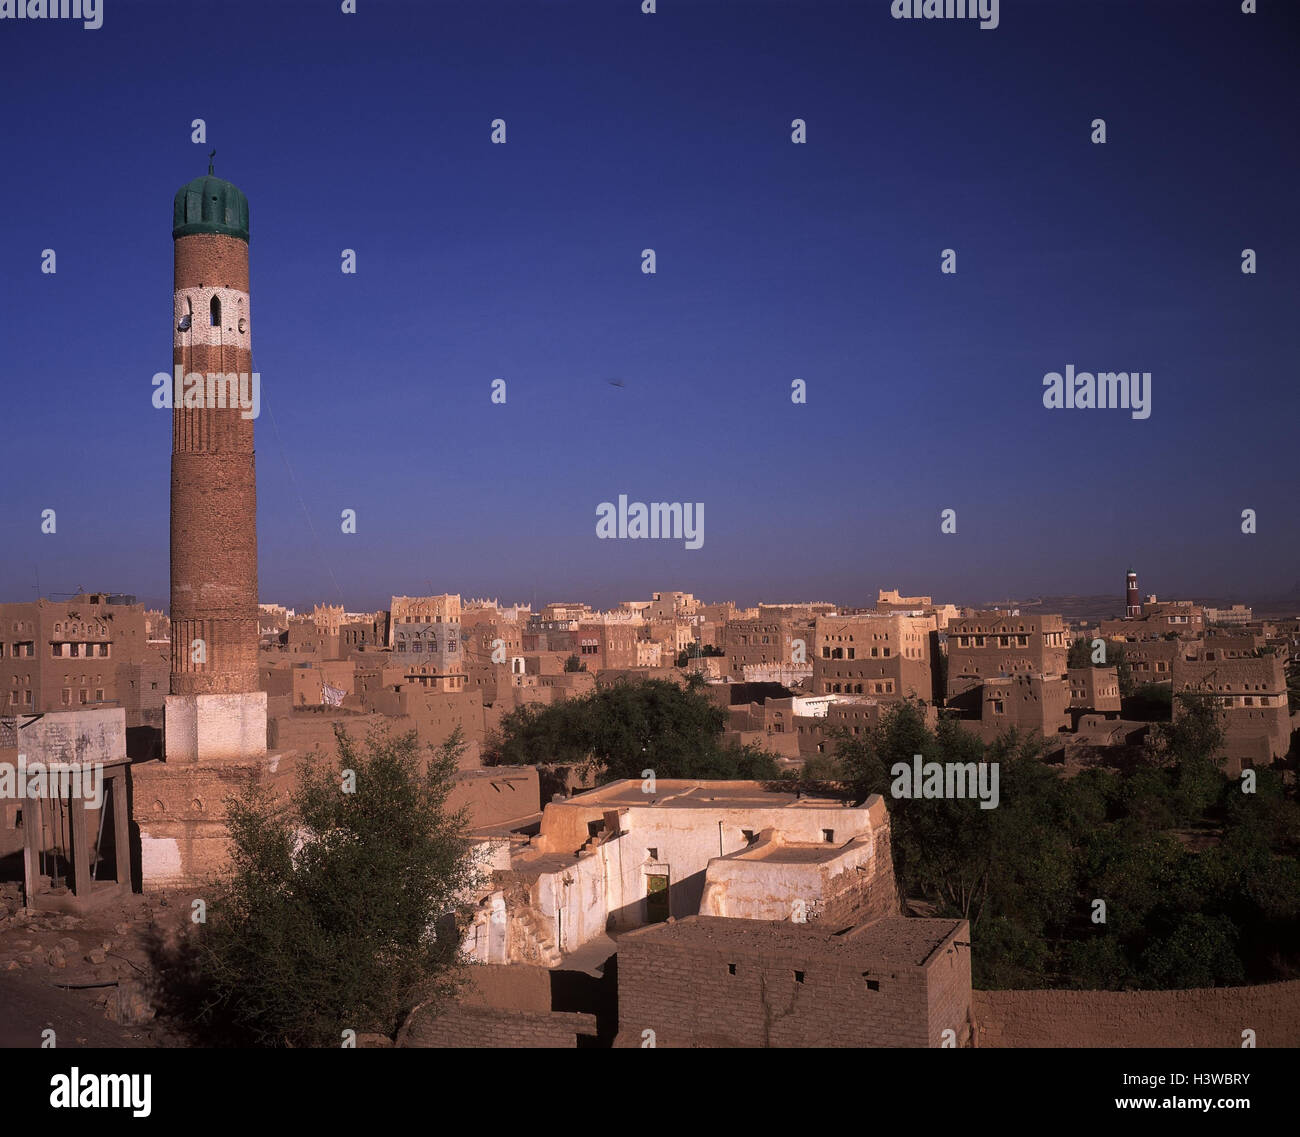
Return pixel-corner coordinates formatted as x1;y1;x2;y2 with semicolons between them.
728;963;736;976
822;829;834;843
210;294;222;327
647;848;658;861
864;977;880;991
793;970;805;984
742;829;756;845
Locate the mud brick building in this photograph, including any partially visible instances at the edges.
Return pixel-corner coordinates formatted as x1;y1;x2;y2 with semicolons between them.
0;595;151;717
946;611;1068;698
721;616;810;680
813;612;932;699
461;781;900;967
1171;650;1290;773
1068;666;1121;715
613;915;971;1048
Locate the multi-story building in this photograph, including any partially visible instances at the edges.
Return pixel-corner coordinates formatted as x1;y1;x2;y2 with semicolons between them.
946;611;1068;698
1068;666;1121;714
646;591;698;622
722;617;811;680
812;613;932;699
1115;636;1180;686
389;594;464;691
576;617;641;671
1205;604;1253;626
1100;598;1204;640
0;594;149;716
1170;649;1290;773
876;589;960;629
976;673;1070;741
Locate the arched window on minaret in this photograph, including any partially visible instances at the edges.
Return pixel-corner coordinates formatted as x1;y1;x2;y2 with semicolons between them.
210;294;222;327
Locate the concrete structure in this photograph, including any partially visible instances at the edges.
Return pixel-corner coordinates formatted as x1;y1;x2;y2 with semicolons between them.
5;708;133;914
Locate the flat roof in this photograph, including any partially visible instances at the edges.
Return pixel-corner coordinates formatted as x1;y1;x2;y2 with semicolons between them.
561;779;853;811
733;842;850;865
622;915;965;968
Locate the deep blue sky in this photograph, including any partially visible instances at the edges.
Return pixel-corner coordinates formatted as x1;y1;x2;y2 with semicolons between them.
2;0;1297;612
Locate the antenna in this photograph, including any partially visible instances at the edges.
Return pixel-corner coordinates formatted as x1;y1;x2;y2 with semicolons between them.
208;150;216;175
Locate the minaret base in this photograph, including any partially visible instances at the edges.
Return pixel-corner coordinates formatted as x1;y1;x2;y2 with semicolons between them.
164;691;268;763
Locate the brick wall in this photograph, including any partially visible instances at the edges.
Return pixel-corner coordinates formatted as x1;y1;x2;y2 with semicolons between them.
973;981;1300;1048
399;1004;596;1048
615;917;968;1048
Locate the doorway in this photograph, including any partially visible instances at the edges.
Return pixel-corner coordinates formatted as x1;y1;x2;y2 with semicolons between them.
645;874;669;923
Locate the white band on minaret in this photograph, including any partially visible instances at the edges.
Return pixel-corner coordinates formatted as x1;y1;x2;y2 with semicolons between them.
174;287;251;350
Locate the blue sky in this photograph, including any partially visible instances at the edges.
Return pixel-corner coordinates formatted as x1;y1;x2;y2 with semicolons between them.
1;0;1297;611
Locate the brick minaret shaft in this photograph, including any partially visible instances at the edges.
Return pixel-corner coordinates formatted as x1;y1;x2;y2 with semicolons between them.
170;209;258;696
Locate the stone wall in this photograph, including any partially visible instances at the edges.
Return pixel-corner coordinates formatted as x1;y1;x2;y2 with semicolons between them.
972;981;1300;1048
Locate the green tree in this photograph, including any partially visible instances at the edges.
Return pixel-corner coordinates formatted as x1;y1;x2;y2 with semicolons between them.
1068;636;1133;696
185;726;480;1046
485;678;778;782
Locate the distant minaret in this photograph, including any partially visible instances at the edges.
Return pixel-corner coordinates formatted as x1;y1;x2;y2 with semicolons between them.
1125;568;1142;619
165;163;265;760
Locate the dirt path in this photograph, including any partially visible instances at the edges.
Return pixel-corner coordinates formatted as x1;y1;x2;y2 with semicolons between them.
0;970;153;1048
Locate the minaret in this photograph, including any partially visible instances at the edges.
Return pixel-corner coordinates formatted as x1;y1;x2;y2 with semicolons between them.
1125;568;1142;620
164;163;266;761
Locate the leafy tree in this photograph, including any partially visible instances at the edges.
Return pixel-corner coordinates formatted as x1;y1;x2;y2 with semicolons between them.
826;690;1300;990
1145;689;1227;823
485;678;778;782
675;644;723;667
563;653;587;673
1068;636;1133;695
181;726;480;1046
1124;681;1173;721
1067;636;1093;669
1140;913;1245;988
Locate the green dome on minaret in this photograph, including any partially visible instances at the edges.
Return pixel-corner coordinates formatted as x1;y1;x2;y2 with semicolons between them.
172;171;249;242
